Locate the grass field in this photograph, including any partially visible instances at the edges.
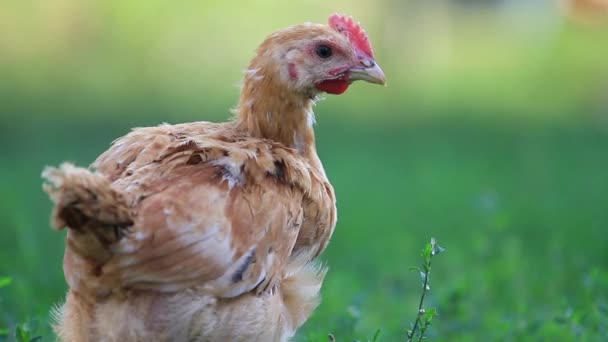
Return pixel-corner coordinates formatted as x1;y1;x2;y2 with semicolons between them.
1;115;607;341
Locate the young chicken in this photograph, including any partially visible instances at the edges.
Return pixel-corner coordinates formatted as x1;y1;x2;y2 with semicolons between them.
43;14;385;342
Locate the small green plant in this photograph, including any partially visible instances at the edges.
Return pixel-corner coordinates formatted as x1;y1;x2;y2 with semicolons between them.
0;277;42;342
0;277;12;339
14;320;42;342
407;238;445;342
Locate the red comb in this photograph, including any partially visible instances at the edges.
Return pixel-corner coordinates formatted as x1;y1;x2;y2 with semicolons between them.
328;14;374;58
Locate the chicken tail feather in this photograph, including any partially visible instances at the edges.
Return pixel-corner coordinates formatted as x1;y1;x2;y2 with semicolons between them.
42;163;133;262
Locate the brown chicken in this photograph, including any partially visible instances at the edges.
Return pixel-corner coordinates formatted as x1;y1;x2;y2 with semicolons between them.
43;14;385;342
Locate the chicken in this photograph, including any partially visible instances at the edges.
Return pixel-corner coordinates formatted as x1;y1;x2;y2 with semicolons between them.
42;14;385;342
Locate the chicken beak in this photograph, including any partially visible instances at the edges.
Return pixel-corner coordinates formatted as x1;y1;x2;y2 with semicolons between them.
348;60;386;86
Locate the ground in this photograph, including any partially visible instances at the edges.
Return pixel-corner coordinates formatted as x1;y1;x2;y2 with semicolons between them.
1;117;606;341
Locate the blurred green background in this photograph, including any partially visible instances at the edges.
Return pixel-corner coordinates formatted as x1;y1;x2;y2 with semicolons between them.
1;0;608;341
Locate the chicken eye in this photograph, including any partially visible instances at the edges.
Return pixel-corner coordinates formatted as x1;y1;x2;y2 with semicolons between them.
316;45;332;59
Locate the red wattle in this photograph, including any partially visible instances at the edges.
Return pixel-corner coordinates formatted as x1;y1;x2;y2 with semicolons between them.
315;79;350;95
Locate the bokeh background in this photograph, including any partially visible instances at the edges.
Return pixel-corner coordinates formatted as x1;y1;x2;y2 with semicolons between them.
1;0;608;340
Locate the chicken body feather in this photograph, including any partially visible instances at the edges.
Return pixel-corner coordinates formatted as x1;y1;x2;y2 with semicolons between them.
44;122;335;341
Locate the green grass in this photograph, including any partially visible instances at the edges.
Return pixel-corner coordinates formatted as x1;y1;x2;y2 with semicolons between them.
1;115;607;341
